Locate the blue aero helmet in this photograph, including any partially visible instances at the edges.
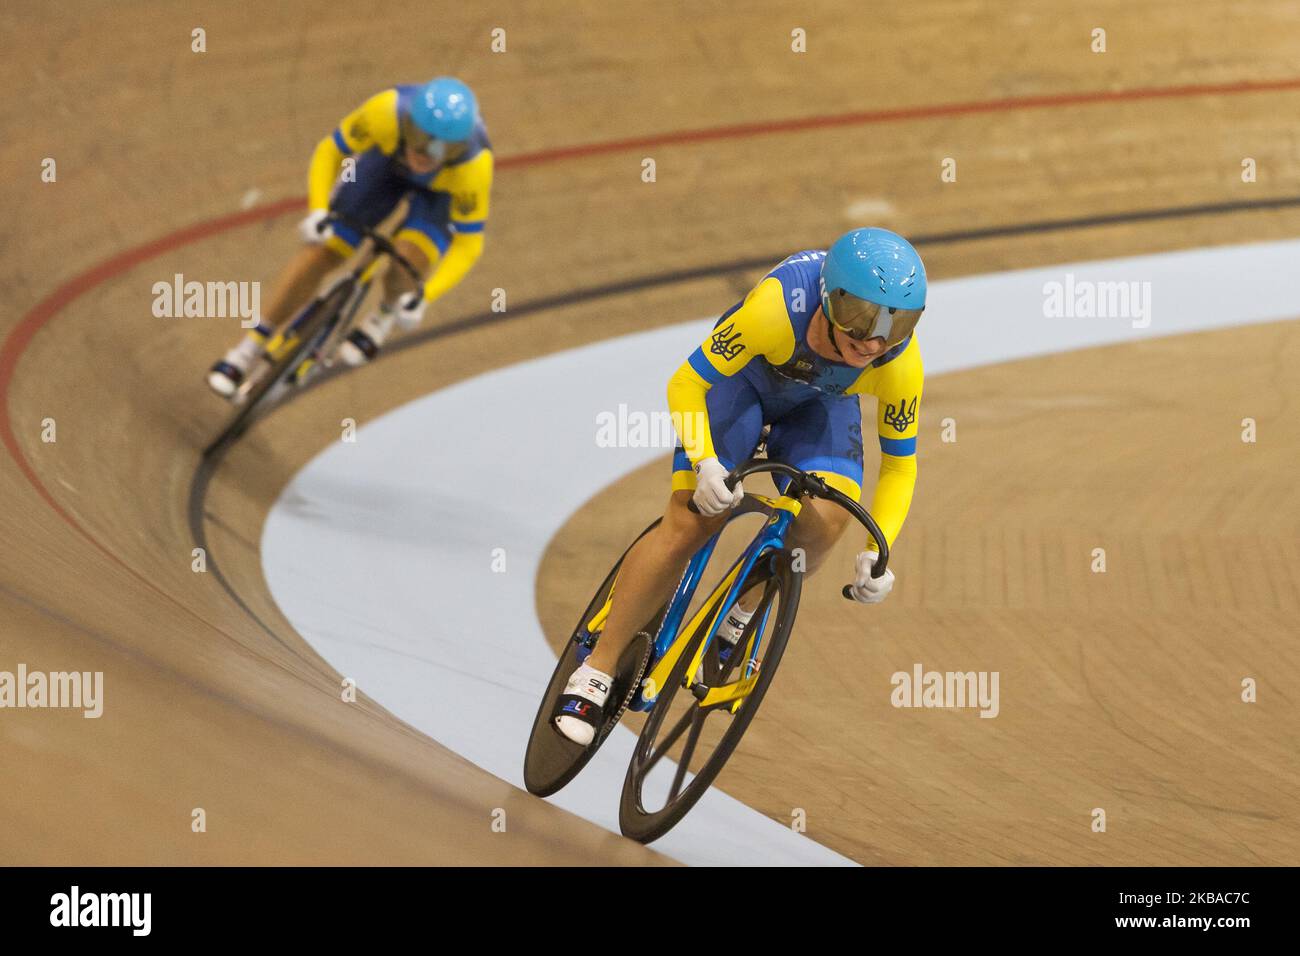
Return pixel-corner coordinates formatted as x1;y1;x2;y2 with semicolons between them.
819;227;927;347
410;77;478;158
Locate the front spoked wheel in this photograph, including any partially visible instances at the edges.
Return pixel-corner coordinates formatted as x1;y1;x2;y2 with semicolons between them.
619;549;801;843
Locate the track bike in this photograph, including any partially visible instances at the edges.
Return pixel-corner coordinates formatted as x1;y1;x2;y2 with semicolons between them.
220;211;423;439
524;458;889;843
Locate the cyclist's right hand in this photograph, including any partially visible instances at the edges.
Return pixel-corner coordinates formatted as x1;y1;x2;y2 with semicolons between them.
298;209;333;245
692;457;743;516
847;550;895;604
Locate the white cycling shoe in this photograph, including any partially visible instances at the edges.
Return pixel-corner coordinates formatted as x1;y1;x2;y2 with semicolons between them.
338;309;395;367
695;604;755;683
553;663;614;746
206;361;245;398
206;328;268;400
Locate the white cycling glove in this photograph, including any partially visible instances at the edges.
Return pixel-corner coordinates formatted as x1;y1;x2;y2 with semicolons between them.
692;457;743;516
395;291;427;331
298;209;332;245
848;550;895;604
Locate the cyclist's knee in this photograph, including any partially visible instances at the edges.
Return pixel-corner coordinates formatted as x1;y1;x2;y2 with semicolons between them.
818;501;853;539
659;490;722;558
383;240;429;297
292;242;343;273
790;497;851;555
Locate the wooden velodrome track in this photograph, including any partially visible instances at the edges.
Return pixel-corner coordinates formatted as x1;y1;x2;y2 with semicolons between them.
2;1;1297;864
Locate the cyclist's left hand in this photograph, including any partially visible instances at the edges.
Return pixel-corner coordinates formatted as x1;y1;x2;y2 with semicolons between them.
848;550;894;604
298;209;333;245
395;291;427;331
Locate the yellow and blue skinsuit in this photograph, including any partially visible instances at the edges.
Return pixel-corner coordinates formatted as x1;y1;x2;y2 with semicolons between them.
669;250;924;550
307;84;493;303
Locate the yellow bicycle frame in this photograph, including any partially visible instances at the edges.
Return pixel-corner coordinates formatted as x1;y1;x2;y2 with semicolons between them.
632;492;802;711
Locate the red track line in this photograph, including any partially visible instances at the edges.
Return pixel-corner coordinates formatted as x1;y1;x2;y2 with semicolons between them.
0;199;303;568
4;75;1300;559
497;76;1300;168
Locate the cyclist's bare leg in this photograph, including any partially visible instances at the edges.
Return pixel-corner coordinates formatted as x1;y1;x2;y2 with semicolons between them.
585;490;726;674
340;238;432;364
261;243;345;332
260;233;430;336
379;238;431;303
208;244;344;394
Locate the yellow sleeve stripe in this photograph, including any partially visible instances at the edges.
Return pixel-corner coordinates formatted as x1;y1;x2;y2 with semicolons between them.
334;89;401;156
667;360;716;464
418;232;483;303
436;149;494;224
307;135;346;212
868;452;917;549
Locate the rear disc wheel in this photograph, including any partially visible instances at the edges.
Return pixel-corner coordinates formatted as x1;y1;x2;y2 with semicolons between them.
523;519;665;797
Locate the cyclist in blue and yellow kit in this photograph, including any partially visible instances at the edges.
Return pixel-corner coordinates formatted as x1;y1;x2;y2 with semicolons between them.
555;228;927;745
208;76;492;397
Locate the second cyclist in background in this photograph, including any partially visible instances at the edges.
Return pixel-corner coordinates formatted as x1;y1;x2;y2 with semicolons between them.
208;76;493;398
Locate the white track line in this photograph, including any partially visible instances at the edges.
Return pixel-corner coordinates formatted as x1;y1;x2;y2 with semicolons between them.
262;239;1300;865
